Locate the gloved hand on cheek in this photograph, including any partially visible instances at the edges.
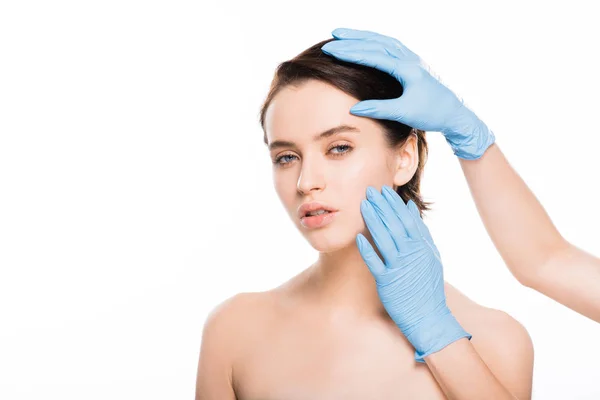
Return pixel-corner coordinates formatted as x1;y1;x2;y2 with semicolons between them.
356;185;471;362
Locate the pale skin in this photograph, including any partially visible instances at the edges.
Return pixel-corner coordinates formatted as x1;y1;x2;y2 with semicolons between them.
459;144;600;323
196;80;534;400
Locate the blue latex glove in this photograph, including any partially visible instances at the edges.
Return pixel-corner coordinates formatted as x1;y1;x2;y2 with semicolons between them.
321;28;495;160
357;185;472;362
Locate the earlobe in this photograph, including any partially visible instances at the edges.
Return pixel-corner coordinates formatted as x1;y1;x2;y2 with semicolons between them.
393;134;419;186
392;158;415;187
393;167;411;187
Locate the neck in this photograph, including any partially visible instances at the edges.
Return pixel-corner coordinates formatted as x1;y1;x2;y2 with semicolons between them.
303;241;388;321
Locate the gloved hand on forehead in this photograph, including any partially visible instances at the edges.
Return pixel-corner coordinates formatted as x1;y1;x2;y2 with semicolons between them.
321;27;495;160
356;185;471;362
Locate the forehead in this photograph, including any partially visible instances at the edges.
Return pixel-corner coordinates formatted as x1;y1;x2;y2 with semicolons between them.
264;80;365;142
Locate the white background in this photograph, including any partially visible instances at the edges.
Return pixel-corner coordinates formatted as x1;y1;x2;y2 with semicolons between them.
1;0;599;399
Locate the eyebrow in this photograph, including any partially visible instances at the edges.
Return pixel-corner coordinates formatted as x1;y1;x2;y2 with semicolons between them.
267;124;360;151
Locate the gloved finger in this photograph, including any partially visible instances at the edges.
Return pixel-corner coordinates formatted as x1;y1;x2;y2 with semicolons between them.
407;200;441;259
322;39;417;63
407;200;432;240
360;199;397;264
381;185;421;240
365;186;409;249
406;199;421;219
320;48;413;86
331;27;415;56
356;233;386;276
332;27;391;41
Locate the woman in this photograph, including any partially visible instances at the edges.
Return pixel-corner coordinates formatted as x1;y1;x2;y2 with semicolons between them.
196;34;533;399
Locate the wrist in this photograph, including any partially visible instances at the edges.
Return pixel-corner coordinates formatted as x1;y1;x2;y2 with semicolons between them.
442;110;496;160
404;309;472;363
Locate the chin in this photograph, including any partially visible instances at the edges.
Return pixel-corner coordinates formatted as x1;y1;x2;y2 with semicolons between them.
303;227;362;253
308;239;348;253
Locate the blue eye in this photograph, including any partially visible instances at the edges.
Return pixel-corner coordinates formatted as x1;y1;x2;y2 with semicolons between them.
273;144;353;167
330;144;351;155
275;154;298;165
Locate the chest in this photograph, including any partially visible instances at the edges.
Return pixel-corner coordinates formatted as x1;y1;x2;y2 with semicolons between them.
233;320;447;400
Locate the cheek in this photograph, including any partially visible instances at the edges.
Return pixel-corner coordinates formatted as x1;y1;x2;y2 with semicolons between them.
332;150;394;187
273;170;297;207
331;153;394;217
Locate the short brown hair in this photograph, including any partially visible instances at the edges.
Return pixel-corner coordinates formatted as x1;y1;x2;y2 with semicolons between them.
259;38;432;215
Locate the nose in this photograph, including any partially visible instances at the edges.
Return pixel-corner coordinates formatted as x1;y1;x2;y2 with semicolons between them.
296;157;325;195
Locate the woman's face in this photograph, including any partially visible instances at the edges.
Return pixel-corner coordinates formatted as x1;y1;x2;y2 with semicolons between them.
264;80;409;252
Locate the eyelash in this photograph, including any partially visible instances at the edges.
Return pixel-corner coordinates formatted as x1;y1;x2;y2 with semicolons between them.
274;144;353;166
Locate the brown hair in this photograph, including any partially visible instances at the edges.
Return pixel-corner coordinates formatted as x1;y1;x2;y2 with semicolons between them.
259;38;432;215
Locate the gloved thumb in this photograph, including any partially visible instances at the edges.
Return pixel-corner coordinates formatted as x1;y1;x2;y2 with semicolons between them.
350;97;409;124
356;234;386;277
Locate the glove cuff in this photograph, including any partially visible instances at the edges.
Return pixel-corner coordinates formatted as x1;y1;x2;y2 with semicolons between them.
442;109;496;160
407;311;472;363
449;125;496;160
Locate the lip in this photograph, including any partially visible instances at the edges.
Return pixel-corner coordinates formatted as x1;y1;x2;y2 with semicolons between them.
297;201;338;220
297;201;339;230
300;210;338;229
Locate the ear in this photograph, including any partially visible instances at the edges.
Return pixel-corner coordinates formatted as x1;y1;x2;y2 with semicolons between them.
392;131;419;187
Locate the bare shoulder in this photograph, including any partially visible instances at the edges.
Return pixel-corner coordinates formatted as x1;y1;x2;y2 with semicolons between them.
204;291;272;322
200;266;311;356
197;291;278;399
445;283;534;399
201;290;278;347
445;283;532;350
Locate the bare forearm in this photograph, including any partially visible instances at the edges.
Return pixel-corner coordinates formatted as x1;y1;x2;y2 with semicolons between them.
458;143;566;283
537;243;600;322
458;143;600;322
425;339;518;400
